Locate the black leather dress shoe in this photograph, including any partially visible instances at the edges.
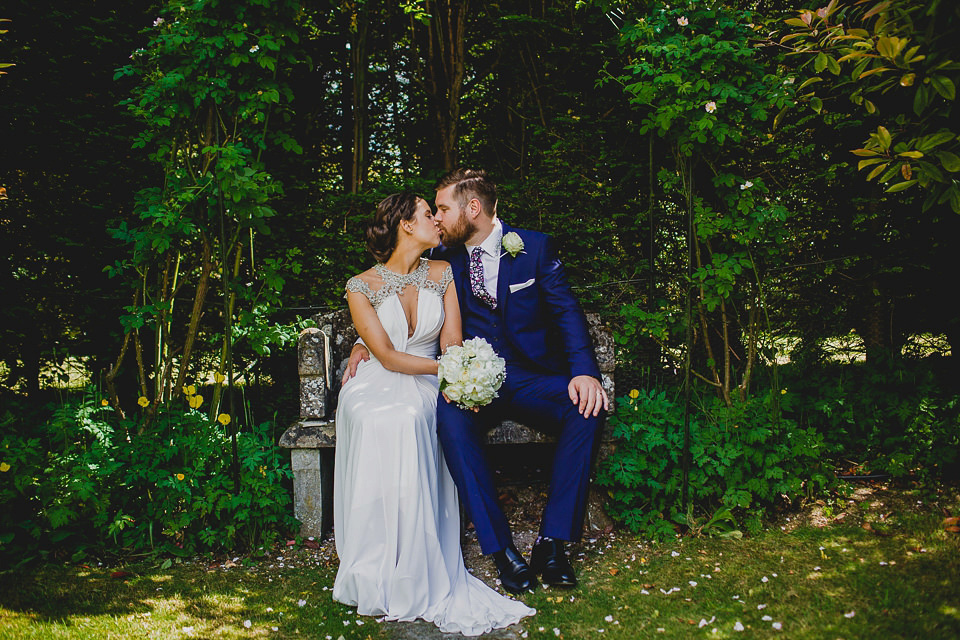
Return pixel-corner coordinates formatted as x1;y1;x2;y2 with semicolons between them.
492;544;538;594
530;538;577;587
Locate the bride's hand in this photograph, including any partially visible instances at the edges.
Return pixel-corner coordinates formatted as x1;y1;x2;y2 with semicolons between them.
342;343;371;385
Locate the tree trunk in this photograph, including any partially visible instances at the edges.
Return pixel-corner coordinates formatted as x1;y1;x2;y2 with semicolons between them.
347;10;369;193
420;0;467;171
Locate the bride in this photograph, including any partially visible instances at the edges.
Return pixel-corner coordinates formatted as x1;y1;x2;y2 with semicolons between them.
332;193;535;636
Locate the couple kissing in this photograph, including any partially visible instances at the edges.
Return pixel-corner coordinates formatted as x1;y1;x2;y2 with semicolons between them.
332;168;608;636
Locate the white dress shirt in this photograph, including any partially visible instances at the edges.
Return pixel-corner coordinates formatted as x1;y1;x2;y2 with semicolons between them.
465;218;503;300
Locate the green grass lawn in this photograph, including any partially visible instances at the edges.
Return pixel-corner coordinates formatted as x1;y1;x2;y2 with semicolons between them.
1;486;958;639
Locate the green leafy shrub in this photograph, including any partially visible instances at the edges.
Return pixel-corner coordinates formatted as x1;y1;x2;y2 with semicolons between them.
777;356;960;482
0;389;297;568
596;388;829;540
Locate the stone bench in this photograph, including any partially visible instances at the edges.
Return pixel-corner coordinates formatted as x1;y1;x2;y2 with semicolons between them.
280;308;615;538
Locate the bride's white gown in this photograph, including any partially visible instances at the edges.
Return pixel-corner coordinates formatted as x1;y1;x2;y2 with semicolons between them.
333;260;535;636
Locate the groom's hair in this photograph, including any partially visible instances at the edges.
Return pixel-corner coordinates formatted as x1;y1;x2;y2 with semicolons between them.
435;168;497;217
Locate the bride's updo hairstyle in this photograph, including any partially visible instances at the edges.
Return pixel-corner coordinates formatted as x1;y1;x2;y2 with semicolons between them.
366;192;420;263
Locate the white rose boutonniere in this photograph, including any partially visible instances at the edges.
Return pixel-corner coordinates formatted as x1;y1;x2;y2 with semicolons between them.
501;231;524;258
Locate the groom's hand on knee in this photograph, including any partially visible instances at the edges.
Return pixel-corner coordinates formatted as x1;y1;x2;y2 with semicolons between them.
342;343;370;384
568;375;609;418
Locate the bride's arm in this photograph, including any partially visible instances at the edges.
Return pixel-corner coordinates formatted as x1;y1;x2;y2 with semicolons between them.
346;291;439;376
438;276;463;354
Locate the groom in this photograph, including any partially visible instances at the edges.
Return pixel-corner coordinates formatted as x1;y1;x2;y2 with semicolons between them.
348;169;608;594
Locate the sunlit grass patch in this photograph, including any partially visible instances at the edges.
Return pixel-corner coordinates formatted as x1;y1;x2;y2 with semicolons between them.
1;500;958;639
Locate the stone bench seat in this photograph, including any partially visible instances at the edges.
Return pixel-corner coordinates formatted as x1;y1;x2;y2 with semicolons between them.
280;308;614;538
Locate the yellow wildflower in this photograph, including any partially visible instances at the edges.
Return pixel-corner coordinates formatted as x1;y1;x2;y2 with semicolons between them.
214;372;225;384
629;389;640;399
137;396;149;407
781;388;788;395
259;465;267;477
101;399;109;407
217;413;231;426
183;384;197;396
188;394;204;409
0;462;10;473
175;473;185;481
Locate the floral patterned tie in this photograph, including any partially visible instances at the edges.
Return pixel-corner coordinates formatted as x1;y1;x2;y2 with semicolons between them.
470;246;497;309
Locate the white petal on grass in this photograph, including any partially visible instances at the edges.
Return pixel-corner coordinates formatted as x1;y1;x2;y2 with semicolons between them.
758;604;767;610
689;581;698;587
762;576;769;583
734;621;745;631
553;628;561;636
243;620;252;629
762;615;773;622
773;622;783;630
671;551;680;557
844;610;856;618
605;615;614;622
298;599;307;607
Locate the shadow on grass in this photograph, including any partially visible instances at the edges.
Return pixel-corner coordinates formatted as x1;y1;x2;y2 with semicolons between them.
0;558;382;639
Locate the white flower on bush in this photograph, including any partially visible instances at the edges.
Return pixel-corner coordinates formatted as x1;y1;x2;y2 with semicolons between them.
677;16;689;26
502;231;524;257
705;101;717;113
438;338;506;409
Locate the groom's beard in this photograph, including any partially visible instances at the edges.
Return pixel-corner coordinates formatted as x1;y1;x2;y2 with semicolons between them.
439;211;476;248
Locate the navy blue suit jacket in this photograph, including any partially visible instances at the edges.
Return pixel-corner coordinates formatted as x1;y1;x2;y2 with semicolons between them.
433;222;601;381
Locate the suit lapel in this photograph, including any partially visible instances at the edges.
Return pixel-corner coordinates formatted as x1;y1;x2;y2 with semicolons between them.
453;245;471;314
496;222;513;314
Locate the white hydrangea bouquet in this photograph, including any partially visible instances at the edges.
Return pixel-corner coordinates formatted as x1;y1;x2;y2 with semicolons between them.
438;337;507;409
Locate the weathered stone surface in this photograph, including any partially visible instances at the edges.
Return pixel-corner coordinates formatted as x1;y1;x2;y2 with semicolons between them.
279;420;337;449
586;312;615;373
486;420;553;445
290;449;324;538
585;486;614;533
299;377;327;421
298;328;327;376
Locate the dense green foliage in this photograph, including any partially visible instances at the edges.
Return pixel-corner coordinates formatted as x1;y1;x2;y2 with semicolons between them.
0;389;295;568
597;388;829;540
